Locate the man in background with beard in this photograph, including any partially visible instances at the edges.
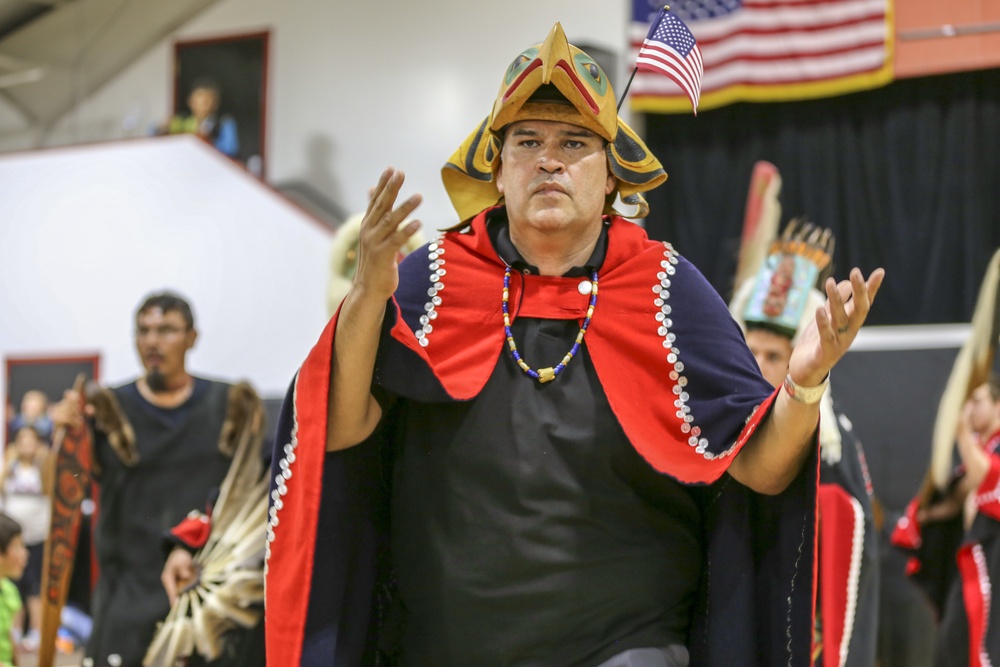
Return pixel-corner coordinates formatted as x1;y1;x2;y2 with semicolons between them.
54;291;263;667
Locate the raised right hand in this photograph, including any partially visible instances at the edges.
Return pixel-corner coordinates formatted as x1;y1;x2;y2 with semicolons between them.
353;168;423;303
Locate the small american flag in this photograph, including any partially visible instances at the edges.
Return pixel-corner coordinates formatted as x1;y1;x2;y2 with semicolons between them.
635;7;704;113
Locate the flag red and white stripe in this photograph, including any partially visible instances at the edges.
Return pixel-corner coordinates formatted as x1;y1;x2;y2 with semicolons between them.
635;7;704;113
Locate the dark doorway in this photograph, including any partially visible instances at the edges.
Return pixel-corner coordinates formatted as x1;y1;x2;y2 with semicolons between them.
173;31;269;176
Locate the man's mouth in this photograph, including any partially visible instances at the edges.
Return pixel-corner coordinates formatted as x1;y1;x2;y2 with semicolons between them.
535;182;567;195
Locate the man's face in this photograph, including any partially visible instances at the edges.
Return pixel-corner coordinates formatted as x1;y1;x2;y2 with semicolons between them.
135;308;196;387
188;88;219;120
496;120;615;235
745;328;794;389
967;383;1000;436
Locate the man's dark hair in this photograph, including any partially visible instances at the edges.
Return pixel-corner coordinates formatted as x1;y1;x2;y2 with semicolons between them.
136;291;195;329
0;514;22;553
189;77;221;98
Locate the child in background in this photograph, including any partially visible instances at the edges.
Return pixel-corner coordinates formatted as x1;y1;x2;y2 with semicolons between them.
7;391;52;445
163;78;239;158
0;514;26;667
1;427;51;652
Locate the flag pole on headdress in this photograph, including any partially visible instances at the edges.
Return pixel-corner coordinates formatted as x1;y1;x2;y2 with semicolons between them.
616;69;639;113
617;5;703;115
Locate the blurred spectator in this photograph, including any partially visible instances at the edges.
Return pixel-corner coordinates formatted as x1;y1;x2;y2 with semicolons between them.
1;426;51;653
8;390;53;444
0;513;26;667
895;378;1000;666
52;290;263;667
162;77;239;158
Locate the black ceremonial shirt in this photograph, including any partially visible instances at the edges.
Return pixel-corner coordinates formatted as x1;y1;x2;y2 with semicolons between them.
386;216;704;667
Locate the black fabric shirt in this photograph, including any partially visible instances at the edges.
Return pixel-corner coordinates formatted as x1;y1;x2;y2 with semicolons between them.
89;377;233;667
386;215;704;667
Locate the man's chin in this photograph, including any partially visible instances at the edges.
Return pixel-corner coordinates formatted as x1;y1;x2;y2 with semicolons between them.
146;369;168;393
520;206;572;227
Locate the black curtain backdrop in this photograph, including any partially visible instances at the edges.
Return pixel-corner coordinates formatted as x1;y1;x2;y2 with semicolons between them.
641;68;1000;326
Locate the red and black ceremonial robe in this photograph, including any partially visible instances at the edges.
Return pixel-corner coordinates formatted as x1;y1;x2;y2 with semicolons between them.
264;207;819;667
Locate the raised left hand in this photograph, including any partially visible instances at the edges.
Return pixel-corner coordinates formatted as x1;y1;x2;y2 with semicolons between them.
787;267;886;387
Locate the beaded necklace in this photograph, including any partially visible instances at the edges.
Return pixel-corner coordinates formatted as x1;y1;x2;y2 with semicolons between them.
502;265;599;383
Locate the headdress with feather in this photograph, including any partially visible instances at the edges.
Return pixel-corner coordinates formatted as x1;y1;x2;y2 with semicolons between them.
441;23;667;226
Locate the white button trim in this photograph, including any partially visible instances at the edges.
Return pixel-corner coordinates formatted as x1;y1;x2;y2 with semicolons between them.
264;377;301;575
653;243;742;461
415;237;447;347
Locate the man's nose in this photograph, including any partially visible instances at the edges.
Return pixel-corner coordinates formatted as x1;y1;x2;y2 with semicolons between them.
538;152;565;173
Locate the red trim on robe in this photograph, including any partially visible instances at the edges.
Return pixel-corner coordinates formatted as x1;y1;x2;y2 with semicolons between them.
817;483;864;667
958;542;992;667
264;313;338;667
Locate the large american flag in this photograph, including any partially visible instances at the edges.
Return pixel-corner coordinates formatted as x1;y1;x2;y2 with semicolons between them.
628;0;893;113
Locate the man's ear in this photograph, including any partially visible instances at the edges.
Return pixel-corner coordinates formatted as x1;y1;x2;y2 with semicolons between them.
496;162;505;195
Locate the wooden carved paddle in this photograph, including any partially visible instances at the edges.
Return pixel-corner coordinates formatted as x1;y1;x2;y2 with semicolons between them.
37;374;92;667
